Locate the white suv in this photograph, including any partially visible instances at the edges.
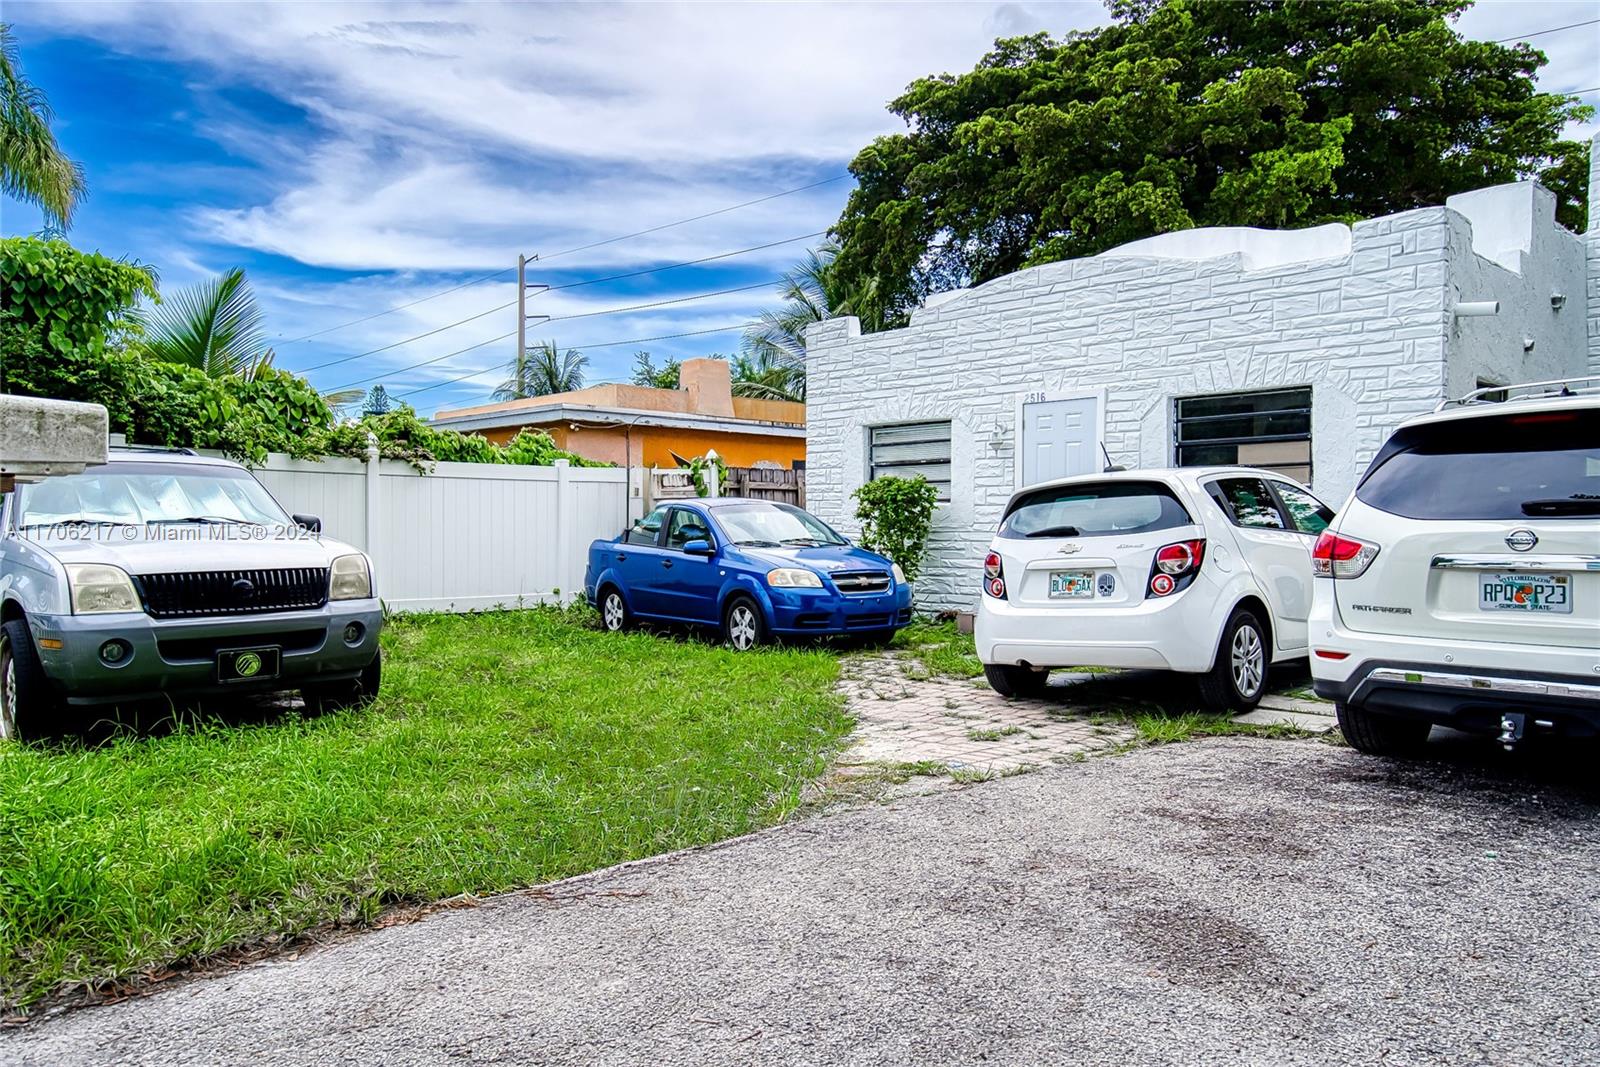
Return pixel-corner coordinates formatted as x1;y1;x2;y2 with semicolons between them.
975;468;1333;709
1310;379;1600;756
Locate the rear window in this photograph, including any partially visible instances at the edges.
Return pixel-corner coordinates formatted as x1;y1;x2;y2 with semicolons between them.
999;480;1193;539
1357;411;1600;520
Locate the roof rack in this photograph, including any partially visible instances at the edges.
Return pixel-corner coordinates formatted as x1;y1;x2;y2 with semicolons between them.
108;444;201;456
1436;375;1600;411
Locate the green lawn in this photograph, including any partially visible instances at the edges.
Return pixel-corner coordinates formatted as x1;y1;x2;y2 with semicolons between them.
0;608;849;1013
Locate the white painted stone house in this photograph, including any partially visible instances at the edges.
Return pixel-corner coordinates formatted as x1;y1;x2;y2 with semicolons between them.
806;136;1600;612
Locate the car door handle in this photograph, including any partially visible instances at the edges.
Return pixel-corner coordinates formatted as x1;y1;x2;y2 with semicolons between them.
662;560;674;569
615;552;627;562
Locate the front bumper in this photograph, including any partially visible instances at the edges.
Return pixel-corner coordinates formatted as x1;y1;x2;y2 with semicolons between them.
975;586;1221;672
765;583;913;636
28;601;384;705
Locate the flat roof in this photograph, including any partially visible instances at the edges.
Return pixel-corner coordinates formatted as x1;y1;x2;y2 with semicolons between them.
428;402;806;438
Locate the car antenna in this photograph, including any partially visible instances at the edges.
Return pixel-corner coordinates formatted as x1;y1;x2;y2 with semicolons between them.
1101;443;1125;473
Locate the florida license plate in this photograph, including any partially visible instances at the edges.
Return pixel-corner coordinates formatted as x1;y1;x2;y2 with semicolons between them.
1049;570;1095;599
217;646;282;683
1478;573;1571;614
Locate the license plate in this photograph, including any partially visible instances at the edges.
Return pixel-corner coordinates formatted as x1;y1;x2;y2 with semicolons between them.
1478;574;1572;615
217;646;282;682
1049;570;1095;599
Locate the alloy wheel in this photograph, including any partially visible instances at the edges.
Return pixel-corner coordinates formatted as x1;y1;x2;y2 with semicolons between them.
728;605;758;651
602;593;625;631
0;650;16;741
1231;624;1265;699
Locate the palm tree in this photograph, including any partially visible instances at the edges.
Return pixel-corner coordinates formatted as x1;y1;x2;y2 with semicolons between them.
495;340;587;400
1;24;86;230
737;241;880;403
143;268;272;377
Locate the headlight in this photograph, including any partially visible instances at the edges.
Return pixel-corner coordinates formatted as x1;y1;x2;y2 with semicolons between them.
67;564;141;614
891;563;906;584
329;553;373;600
767;568;823;589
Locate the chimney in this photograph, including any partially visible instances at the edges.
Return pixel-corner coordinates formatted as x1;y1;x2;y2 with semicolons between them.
680;357;735;418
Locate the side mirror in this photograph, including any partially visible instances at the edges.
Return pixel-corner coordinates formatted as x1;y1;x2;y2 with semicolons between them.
292;513;322;534
683;538;713;555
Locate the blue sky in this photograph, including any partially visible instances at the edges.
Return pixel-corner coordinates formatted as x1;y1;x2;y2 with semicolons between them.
3;1;1596;417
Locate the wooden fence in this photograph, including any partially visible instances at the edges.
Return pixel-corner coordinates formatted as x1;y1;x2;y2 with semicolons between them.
645;466;805;508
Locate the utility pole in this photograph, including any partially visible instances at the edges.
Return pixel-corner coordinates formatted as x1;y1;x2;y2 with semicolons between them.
516;254;550;368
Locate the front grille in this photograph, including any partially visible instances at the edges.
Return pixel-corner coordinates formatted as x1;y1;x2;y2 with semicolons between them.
136;568;329;619
844;613;893;629
831;570;891;595
157;628;326;662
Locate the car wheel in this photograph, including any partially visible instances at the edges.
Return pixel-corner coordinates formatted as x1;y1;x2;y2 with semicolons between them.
1336;702;1430;757
304;653;382;715
1;619;62;743
1198;608;1268;711
983;664;1050;699
723;597;767;651
599;588;630;632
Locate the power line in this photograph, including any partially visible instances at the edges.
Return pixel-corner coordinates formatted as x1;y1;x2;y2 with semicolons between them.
1493;18;1599;43
331;330;518;392
292;232;817;377
393;323;759;402
544;230;828;293
543;280;780;323
276;174;847;346
301;298;518;373
536;175;848;262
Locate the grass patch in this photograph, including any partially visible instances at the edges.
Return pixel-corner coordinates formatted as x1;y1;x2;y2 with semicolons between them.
886;620;982;679
1129;710;1310;746
0;607;849;1013
967;725;1025;742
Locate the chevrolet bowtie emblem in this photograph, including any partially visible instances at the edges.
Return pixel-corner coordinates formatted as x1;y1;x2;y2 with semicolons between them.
1058;544;1082;555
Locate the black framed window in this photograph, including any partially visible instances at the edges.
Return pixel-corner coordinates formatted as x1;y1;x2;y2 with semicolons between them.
1175;388;1311;483
869;422;951;501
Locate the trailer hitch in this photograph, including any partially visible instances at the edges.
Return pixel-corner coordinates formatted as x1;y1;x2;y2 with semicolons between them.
1498;712;1526;752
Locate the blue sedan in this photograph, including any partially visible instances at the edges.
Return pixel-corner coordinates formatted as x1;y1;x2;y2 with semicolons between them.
584;499;913;649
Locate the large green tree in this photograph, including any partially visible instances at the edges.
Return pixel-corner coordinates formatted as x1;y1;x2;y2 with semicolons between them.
832;0;1592;323
1;24;86;230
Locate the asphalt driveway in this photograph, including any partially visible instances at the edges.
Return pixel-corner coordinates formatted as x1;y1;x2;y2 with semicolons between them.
4;736;1597;1066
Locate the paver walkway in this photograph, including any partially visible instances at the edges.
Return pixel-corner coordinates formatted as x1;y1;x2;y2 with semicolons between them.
836;654;1337;776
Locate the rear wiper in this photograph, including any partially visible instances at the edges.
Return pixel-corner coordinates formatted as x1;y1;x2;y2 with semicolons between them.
1024;525;1082;538
1521;498;1600;517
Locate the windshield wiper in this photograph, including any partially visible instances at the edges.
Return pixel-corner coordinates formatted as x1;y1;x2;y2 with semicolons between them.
146;515;259;526
732;539;781;547
780;537;829;546
1521;497;1600;517
1024;525;1082;539
18;519;140;530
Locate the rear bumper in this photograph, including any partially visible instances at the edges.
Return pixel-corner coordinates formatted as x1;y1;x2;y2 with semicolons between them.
975;587;1221;672
1313;661;1600;736
28;603;384;705
1309;595;1600;734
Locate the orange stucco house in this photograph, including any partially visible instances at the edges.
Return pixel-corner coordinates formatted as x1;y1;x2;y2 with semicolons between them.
429;357;804;469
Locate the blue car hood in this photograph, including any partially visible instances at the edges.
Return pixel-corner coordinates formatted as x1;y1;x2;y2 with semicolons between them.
736;544;895;573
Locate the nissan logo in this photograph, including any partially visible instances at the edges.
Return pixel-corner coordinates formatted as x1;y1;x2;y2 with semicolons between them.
1505;529;1538;552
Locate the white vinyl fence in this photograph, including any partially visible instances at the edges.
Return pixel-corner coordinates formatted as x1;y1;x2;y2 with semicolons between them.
245;449;628;613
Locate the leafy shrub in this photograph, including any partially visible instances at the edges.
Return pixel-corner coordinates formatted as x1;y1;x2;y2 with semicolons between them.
852;475;940;582
687;452;728;497
0;237;156;355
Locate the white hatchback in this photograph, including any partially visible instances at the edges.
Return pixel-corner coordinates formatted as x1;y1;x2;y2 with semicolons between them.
1309;379;1600;756
975;468;1334;708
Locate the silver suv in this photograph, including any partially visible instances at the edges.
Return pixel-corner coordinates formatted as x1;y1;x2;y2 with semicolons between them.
0;447;383;741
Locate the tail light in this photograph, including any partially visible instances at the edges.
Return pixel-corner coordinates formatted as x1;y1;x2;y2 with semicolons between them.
983;551;1006;599
1312;531;1380;579
1146;538;1205;598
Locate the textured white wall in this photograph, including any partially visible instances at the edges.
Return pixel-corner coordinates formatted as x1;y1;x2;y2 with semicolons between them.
1587;134;1600;375
808;180;1589;613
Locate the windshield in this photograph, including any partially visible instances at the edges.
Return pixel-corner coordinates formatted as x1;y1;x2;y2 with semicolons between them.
1358;412;1600;520
714;502;846;546
16;461;291;528
1000;480;1193;538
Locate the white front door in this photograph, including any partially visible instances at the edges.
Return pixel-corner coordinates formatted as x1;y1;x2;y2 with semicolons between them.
1022;396;1099;486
